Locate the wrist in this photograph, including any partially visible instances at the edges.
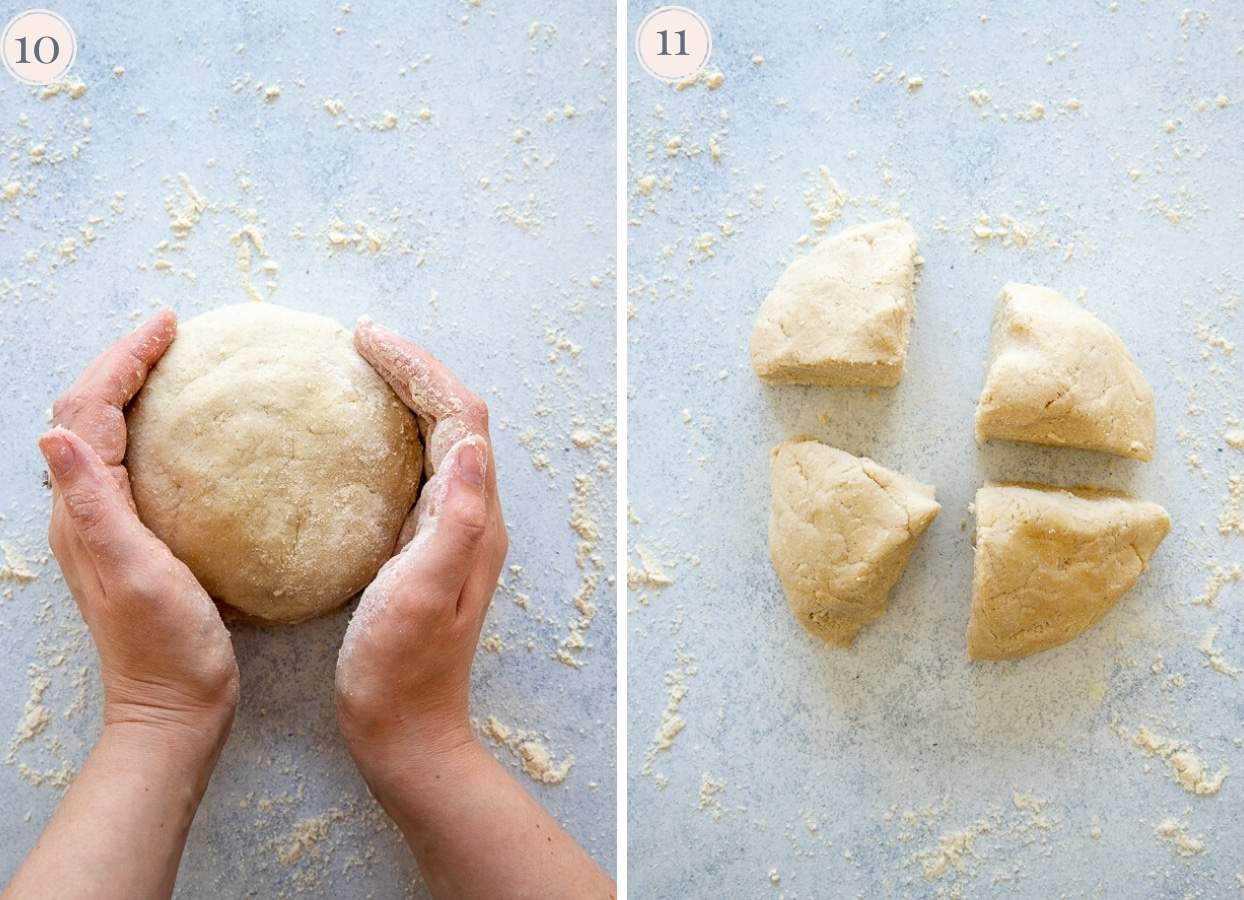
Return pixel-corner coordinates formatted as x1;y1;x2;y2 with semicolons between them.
336;684;475;771
95;712;233;816
102;696;236;761
343;718;487;816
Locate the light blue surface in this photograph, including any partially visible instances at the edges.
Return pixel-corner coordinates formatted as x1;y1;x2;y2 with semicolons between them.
0;2;616;895
627;2;1242;897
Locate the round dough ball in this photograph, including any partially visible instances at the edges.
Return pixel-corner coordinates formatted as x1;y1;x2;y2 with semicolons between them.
125;303;423;624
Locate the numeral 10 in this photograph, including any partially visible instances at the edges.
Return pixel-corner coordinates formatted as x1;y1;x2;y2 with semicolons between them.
14;35;61;65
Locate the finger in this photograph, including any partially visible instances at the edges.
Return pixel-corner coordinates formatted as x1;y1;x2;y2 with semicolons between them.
394;429;500;550
38;427;164;573
455;513;507;626
353;319;488;471
367;437;490;613
52;309;176;465
353;318;481;422
46;509;104;613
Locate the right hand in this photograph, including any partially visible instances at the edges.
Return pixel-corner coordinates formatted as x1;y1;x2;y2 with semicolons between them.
335;319;509;785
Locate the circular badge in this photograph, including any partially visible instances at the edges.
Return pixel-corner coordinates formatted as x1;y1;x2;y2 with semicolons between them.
634;6;712;83
2;9;77;86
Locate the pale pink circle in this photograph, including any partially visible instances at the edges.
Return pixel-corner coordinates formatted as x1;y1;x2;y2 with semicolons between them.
3;9;77;86
634;6;712;83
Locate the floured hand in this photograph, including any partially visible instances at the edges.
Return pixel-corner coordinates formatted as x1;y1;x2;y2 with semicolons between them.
335;321;611;900
337;319;508;772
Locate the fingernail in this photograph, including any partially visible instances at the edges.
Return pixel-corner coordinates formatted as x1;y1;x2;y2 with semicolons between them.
39;431;76;479
455;440;486;488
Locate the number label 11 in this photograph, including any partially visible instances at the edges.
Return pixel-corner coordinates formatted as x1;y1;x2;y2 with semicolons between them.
656;29;689;57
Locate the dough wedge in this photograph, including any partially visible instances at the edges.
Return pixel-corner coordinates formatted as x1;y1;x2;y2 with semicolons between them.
975;283;1156;460
749;219;921;387
968;483;1170;660
769;437;939;646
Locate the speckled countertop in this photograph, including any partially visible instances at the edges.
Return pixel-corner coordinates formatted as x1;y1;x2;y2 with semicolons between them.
0;2;616;895
627;2;1242;897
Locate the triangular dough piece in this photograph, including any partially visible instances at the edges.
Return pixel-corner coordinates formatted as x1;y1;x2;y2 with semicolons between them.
749;219;921;387
769;438;940;647
975;283;1156;460
968;483;1170;660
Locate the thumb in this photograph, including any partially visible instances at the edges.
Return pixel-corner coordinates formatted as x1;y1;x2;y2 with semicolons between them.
373;437;490;603
39;427;158;569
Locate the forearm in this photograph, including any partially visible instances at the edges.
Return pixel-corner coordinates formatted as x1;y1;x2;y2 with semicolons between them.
359;739;614;900
4;716;230;900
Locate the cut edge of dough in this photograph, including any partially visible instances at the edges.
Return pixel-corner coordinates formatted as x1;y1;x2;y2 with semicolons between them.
753;357;904;388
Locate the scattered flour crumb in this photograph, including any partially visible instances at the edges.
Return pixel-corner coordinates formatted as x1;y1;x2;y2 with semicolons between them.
480;716;574;785
1020;101;1046;121
6;669;51;762
0;542;36;582
1220;475;1243;536
628;546;673;591
1191;562;1241;607
166;174;208;241
803;166;846;233
1132;726;1229;795
1154;818;1203;857
327;220;386;254
917;821;988;881
1199;625;1239;678
643;652;694;776
570;429;600;449
698;773;725;820
274;809;344;867
39;77;87;100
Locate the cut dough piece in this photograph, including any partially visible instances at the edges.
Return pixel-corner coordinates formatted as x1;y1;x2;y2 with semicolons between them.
749;219;921;386
968;483;1170;660
975;283;1156;460
769;438;940;646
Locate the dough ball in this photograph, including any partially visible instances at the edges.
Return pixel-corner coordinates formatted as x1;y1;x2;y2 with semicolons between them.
125;303;423;624
975;283;1156;460
768;437;940;647
750;219;922;387
967;483;1170;660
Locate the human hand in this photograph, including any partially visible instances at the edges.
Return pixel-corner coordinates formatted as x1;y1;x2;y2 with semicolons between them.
39;310;239;746
4;311;242;900
335;318;508;789
335;322;610;899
